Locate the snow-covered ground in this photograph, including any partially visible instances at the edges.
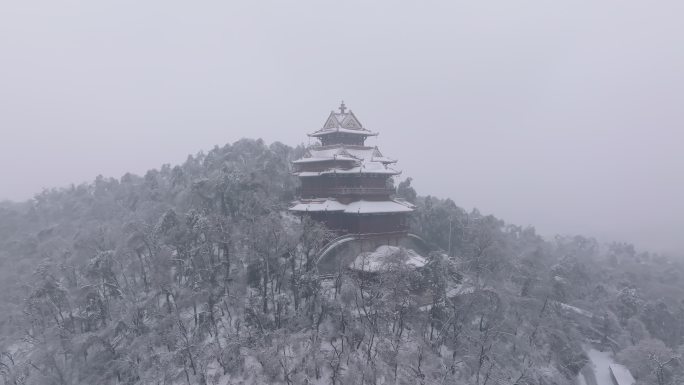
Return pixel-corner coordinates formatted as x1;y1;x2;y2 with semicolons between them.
609;364;636;385
586;348;614;385
556;302;594;318
578;347;635;385
349;245;426;272
577;372;588;385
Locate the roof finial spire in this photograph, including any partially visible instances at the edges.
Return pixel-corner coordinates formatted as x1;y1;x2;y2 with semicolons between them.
339;100;347;114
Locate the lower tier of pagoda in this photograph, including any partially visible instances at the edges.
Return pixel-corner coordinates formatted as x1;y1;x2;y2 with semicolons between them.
289;198;414;235
304;211;410;235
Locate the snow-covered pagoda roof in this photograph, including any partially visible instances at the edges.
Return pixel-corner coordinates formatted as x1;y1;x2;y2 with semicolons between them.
292;146;397;165
293;145;400;176
289;198;414;214
309;101;378;137
294;165;400;177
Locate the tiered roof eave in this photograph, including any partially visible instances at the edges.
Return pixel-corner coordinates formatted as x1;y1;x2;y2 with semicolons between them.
307;128;379;137
289;198;415;214
292;145;398;165
293;167;402;177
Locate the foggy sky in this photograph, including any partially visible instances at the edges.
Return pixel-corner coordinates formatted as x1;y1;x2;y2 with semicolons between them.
1;1;683;256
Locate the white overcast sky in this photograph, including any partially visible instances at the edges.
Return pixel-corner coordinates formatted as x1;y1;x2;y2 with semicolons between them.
1;1;683;255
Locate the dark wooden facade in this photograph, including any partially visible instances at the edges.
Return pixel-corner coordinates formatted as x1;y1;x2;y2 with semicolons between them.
317;132;368;146
299;174;393;201
307;212;409;235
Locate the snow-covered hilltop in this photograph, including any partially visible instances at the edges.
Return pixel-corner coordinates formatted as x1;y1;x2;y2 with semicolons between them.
0;136;681;384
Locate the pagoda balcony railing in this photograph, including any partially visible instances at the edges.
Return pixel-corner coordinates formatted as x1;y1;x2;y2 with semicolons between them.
300;187;395;197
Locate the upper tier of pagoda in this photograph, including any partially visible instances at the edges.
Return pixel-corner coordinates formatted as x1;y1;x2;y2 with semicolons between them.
308;101;378;146
295;102;400;177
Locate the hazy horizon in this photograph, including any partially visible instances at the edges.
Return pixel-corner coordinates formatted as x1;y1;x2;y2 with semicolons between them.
1;1;683;256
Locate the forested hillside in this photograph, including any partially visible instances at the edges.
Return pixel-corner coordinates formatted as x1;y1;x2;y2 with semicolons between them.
0;139;682;385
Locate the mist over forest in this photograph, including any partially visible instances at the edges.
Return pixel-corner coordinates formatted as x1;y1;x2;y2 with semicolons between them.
0;139;682;384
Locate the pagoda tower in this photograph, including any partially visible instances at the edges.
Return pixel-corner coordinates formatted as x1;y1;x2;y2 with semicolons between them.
289;102;414;236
